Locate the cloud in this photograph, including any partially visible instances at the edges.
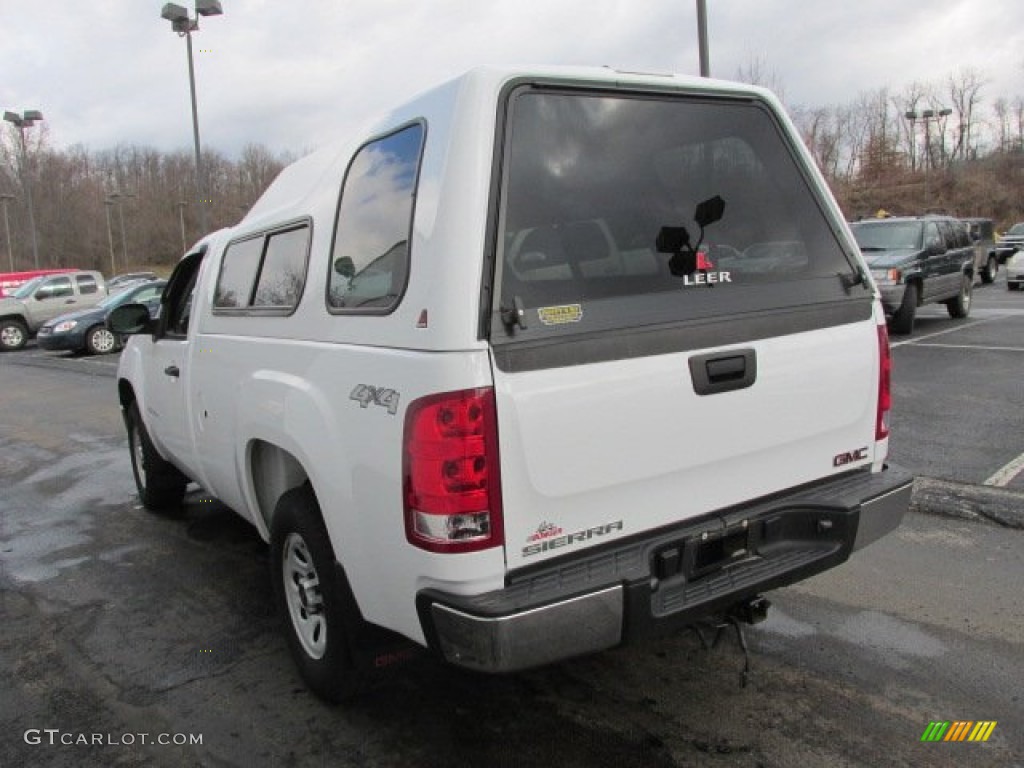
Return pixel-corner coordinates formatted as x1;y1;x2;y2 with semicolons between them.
2;0;1022;158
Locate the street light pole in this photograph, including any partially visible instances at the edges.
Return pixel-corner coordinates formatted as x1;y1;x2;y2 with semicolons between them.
162;1;223;237
0;193;15;271
107;191;134;270
904;107;953;203
3;109;44;268
184;26;206;234
104;198;116;274
177;201;188;252
696;0;710;77
903;111;918;172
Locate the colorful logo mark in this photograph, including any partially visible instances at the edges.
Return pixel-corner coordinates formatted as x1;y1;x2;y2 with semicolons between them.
921;721;997;743
696;250;715;271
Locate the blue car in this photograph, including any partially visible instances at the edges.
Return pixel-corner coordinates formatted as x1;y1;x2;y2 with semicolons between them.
37;279;166;354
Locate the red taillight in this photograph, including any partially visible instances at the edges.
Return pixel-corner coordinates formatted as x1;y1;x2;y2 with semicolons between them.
403;388;504;553
876;323;892;441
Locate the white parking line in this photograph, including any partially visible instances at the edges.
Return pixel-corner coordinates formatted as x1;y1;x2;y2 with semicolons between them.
986;452;1024;487
890;318;998;348
911;343;1024;353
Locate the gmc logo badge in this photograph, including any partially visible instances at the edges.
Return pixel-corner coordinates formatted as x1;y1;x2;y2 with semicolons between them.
833;447;869;467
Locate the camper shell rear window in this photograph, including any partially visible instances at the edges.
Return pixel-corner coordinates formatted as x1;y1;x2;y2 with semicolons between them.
488;86;869;369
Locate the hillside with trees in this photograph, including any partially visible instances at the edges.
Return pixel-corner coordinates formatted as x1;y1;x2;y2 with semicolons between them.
0;131;292;274
2;65;1023;274
788;68;1024;225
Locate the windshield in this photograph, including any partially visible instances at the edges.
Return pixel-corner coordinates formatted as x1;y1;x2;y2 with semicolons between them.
11;277;44;299
98;288;137;309
99;281;163;310
1007;223;1024;236
850;221;923;250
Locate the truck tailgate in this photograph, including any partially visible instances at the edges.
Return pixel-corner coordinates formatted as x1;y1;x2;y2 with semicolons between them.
494;319;879;569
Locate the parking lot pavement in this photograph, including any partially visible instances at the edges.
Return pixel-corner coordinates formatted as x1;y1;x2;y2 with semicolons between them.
1;367;1021;766
5;345;120;378
888;309;1024;495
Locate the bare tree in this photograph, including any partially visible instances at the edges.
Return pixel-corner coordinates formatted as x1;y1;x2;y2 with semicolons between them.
948;68;986;161
735;53;786;101
1014;97;1024;151
993;98;1010;153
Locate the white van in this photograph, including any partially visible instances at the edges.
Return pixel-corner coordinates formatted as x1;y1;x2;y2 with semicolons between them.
111;66;913;700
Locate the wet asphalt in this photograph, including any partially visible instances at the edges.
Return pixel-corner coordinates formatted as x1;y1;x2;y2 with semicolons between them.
2;279;1023;767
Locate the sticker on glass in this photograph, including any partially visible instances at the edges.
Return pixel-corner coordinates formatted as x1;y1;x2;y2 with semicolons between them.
537;304;583;326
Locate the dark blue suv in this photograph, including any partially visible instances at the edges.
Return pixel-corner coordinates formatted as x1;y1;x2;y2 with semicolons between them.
850;216;974;334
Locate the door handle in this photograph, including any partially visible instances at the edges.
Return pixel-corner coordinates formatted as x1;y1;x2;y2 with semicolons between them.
164;365;180;378
689;349;757;396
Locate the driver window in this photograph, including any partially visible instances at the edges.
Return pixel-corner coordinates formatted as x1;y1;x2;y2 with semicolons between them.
38;277;72;299
160;252;204;339
167;277;198;337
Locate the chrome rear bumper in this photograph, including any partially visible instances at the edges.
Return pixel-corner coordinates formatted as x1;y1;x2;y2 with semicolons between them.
420;464;913;673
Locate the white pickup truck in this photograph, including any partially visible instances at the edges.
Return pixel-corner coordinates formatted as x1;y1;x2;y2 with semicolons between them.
110;66;913;701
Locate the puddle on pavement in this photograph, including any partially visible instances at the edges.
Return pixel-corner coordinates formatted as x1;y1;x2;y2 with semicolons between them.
760;605;947;669
834;610;946;660
0;436;136;584
760;608;818;638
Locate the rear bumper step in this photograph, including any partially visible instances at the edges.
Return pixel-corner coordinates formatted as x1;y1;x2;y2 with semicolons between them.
417;464;914;673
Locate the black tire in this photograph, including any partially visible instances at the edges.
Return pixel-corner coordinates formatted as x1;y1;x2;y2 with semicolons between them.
126;401;187;511
85;324;119;355
981;256;998;284
0;318;29;351
270;484;367;702
1009;282;1021;292
945;274;972;319
889;283;918;335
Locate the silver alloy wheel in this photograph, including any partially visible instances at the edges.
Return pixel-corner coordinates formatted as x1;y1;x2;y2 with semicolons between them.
89;327;117;353
962;276;972;312
282;532;327;660
1;324;25;348
130;422;147;492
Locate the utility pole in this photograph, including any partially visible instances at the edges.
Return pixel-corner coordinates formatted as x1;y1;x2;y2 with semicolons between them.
3;110;44;268
696;0;710;77
0;193;15;271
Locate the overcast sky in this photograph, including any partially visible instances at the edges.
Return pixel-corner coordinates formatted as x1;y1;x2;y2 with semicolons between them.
2;1;1023;159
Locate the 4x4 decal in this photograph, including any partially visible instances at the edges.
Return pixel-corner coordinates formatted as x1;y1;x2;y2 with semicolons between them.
349;384;400;415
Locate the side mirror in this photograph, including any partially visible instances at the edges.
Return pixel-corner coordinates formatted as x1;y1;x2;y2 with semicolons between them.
108;303;155;335
334;256;355;279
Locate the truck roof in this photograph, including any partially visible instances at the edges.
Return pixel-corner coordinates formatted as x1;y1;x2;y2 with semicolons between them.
237;66;780;236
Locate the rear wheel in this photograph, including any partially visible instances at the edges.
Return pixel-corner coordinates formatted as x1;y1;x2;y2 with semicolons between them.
889;283;918;335
270;484;367;702
981;256;998;284
945;274;972;318
126;401;187;511
0;318;29;351
85;324;119;355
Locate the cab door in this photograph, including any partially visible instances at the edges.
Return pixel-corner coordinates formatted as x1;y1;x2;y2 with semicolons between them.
920;221;948;301
141;250;205;479
25;275;76;327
